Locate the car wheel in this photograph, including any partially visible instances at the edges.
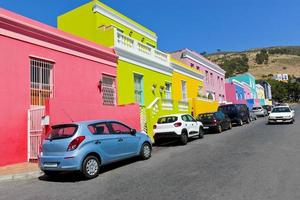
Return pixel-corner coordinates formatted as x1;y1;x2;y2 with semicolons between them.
246;117;250;124
217;125;222;133
154;139;161;146
198;127;204;139
228;122;232;129
43;170;59;177
140;142;152;160
238;119;243;126
180;132;188;145
82;155;100;179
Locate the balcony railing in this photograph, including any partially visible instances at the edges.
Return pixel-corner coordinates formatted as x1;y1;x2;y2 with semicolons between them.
115;30;170;66
162;98;173;110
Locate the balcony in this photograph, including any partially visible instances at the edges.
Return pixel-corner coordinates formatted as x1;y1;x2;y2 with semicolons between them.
114;30;170;69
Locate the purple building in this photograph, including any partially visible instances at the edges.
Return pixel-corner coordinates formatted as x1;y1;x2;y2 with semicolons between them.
171;49;226;103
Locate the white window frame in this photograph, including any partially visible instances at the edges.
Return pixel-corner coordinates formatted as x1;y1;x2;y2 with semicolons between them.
30;58;54;106
181;80;187;101
102;75;116;106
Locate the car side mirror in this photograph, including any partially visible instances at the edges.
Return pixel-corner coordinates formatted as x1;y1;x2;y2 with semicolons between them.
130;129;137;135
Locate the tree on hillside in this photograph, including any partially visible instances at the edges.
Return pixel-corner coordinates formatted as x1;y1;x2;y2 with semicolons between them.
220;55;249;77
255;49;269;64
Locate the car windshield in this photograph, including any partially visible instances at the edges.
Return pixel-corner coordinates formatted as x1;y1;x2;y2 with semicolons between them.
46;124;78;140
157;116;178;124
272;107;291;113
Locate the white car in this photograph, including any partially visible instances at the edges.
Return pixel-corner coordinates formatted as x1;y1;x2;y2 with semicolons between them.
252;106;268;117
153;114;204;145
268;106;295;124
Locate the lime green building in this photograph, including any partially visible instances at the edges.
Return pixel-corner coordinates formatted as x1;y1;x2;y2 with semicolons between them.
58;1;208;139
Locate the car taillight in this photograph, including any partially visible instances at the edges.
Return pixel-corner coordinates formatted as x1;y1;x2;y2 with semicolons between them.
212;119;217;124
67;136;85;151
153;125;157;129
174;122;182;127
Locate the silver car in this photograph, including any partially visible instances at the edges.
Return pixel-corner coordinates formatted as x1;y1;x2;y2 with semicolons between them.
252;106;268;117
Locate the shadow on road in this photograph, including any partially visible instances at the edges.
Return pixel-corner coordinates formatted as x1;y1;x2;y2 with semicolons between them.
38;157;142;183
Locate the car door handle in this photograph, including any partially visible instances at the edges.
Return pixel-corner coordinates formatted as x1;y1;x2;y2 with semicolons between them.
118;138;123;142
95;140;101;145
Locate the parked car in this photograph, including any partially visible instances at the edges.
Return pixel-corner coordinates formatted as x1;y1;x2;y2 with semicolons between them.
262;105;274;115
153;114;204;145
250;110;258;121
268;106;295;124
252;106;268;117
218;104;251;126
197;111;232;133
39;120;152;179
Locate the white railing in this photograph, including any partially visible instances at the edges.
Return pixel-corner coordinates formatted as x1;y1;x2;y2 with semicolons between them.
115;31;170;65
162;98;173;110
28;106;45;160
147;97;160;119
178;100;189;112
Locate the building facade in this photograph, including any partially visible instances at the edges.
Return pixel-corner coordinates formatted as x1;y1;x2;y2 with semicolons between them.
228;73;257;99
171;49;226;103
58;1;217;139
0;8;140;166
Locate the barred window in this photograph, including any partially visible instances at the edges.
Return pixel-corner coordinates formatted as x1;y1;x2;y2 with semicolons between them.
30;58;53;106
102;75;116;106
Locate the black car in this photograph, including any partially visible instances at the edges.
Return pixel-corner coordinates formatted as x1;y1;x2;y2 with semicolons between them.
197;111;232;133
262;105;273;115
218;104;250;126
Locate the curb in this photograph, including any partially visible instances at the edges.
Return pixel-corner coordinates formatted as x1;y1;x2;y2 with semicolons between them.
0;171;43;183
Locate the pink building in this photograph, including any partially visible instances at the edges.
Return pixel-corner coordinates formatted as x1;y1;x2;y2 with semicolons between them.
171;49;226;103
0;9;140;166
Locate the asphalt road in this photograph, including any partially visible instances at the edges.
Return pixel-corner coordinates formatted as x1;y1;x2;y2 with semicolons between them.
1;105;300;200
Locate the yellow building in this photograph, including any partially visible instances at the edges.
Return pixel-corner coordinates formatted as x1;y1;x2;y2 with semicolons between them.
171;58;219;117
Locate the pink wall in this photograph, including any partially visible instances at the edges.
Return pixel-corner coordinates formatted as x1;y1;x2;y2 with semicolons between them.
0;35;30;166
171;50;226;102
0;8;139;166
47;99;140;130
243;85;252;99
225;83;236;103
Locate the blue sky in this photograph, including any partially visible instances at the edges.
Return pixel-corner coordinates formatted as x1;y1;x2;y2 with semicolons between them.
1;0;300;53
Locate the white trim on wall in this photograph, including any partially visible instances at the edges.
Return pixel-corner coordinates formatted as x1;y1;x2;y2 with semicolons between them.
171;62;204;81
182;51;225;76
116;48;173;76
93;4;157;42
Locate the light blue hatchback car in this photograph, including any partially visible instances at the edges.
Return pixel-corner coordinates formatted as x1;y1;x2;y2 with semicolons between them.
39;120;152;179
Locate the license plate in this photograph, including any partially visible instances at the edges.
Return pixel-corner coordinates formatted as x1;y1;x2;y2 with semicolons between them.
203;127;209;129
276;120;283;122
44;163;58;168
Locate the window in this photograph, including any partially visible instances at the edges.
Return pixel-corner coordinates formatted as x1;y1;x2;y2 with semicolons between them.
134;74;144;105
198;86;203;97
186;115;196;122
30;58;53;106
102;75;116;106
109;122;131;134
158;116;178;124
181;80;187;101
210;73;213;86
181;115;189;122
165;82;172;99
46;125;78;140
88;123;110;135
205;71;209;84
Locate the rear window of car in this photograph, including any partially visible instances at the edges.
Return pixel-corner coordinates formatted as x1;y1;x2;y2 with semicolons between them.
252;107;261;110
198;113;214;121
157;116;178;124
46;124;78;140
272;107;291;113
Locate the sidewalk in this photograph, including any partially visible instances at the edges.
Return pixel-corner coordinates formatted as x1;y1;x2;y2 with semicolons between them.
0;162;42;182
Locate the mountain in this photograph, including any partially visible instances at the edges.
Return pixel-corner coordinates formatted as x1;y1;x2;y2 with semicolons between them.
206;46;300;79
